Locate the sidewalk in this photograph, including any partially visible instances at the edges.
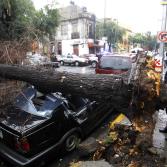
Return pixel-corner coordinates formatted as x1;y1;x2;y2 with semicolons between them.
153;109;167;162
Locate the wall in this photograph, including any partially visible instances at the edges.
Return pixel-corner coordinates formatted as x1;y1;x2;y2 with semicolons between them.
61;39;89;56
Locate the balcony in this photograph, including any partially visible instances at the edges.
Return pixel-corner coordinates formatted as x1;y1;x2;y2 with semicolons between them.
71;32;80;39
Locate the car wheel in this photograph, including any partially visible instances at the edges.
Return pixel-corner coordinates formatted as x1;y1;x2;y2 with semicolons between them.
60;61;64;65
64;133;80;152
75;61;79;66
91;61;97;68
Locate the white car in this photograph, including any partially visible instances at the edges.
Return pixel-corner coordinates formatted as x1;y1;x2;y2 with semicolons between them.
58;54;88;66
87;54;98;68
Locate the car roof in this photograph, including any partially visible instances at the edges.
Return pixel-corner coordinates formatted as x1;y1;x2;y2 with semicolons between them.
101;53;131;58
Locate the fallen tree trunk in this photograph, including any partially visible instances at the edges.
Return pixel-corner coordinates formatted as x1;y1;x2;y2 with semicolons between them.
0;64;133;117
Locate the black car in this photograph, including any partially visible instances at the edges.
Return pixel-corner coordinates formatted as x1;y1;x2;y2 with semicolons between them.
0;87;113;166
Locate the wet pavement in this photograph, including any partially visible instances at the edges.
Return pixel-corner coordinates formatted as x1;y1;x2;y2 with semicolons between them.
153;109;167;161
56;65;95;74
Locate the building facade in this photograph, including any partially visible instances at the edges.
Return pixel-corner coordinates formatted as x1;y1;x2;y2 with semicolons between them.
55;3;96;56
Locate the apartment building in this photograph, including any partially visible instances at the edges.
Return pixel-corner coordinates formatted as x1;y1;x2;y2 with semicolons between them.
55;2;96;56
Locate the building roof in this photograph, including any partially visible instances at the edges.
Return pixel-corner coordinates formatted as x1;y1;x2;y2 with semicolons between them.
59;4;95;21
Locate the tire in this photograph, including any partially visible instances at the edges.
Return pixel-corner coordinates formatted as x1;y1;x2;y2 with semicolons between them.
75;61;79;66
63;133;81;152
60;61;64;65
91;61;97;68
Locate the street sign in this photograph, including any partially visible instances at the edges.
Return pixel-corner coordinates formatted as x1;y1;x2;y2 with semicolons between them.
161;1;167;5
157;31;167;43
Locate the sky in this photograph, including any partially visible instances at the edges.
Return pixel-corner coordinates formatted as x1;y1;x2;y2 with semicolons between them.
32;0;163;34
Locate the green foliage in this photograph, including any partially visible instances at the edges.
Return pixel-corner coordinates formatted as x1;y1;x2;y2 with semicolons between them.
0;0;36;40
96;19;126;50
33;6;59;41
0;0;59;41
129;32;157;50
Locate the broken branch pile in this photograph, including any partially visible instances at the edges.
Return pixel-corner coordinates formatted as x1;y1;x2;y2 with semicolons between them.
0;39;31;106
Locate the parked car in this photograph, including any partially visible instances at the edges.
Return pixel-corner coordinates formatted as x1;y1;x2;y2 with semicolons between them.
58;54;88;66
87;54;98;68
80;54;98;68
0;87;114;166
95;53;136;75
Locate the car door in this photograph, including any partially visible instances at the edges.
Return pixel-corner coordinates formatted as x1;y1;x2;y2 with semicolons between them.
65;55;73;63
74;101;113;135
73;106;90;132
32;106;64;151
48;104;74;142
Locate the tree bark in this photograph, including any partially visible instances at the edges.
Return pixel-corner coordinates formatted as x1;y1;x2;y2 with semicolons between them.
0;64;133;117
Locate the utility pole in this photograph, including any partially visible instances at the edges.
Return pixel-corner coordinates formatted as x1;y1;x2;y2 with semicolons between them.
103;0;107;52
160;0;167;82
103;0;106;36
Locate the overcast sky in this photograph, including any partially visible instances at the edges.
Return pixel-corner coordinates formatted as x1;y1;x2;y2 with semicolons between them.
32;0;163;34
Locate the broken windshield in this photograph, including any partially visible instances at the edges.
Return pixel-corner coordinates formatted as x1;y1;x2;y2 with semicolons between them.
14;87;61;118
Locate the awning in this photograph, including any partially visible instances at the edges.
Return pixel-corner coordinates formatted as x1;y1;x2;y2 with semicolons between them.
88;42;103;48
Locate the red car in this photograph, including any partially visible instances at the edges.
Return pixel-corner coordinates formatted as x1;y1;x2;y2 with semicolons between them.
95;54;136;74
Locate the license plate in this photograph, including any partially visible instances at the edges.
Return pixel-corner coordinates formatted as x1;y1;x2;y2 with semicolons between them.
0;130;3;139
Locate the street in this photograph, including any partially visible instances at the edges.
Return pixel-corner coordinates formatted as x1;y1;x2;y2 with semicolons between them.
56;65;95;74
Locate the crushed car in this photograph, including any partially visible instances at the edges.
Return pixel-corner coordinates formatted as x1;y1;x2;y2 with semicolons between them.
0;87;114;166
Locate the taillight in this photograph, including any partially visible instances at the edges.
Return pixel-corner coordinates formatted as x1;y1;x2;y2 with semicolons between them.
15;137;30;153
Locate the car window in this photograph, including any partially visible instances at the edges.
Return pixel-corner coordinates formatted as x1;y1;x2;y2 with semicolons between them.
14;87;62;118
67;55;71;58
99;56;132;70
66;96;89;112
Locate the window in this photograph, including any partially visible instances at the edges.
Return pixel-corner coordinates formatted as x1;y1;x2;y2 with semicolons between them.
61;24;68;35
14;87;62;118
72;23;78;33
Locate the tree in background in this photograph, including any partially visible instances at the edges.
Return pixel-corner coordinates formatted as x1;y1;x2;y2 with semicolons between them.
128;32;157;51
144;32;157;51
96;19;126;52
0;0;59;42
33;5;59;41
0;0;36;40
